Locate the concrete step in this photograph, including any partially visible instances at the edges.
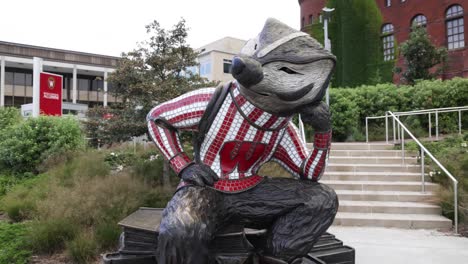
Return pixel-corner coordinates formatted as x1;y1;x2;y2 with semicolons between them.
333;212;452;229
338;201;441;215
329;156;418;165
335;190;437;202
327;163;420;173
322;180;438;192
321;171;428;182
328;143;394;150
330;149;418;157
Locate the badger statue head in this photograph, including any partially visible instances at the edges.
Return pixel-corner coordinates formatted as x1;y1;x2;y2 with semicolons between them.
232;18;336;116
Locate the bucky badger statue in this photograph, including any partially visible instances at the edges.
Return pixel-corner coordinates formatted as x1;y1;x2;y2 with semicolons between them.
147;18;338;264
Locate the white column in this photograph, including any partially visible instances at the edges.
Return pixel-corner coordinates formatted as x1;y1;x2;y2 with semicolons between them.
32;57;43;117
72;65;77;104
0;56;5;107
103;71;108;107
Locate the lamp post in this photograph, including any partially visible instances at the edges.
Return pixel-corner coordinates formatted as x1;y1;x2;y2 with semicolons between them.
322;7;334;106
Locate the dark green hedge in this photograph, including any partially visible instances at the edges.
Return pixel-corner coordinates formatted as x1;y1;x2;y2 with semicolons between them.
314;78;468;141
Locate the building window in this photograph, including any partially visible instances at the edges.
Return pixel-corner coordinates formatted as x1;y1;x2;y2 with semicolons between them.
301;17;305;28
412;14;427;27
223;59;232;74
381;23;395;61
446;5;465;50
319;14;323;23
200;62;211;78
309;15;313;25
385;0;391;7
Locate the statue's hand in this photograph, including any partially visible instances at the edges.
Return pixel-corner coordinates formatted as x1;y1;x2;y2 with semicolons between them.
300;101;332;133
179;163;218;187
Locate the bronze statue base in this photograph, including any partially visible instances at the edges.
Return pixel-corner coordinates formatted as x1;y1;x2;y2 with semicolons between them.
102;208;355;264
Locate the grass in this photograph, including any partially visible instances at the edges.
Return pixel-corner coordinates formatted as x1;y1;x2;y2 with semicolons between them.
0;222;31;264
0;146;174;263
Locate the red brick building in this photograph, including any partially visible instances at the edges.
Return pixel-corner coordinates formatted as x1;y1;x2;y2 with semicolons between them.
299;0;468;82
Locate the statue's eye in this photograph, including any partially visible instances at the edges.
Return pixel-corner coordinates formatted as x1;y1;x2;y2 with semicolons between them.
279;67;301;75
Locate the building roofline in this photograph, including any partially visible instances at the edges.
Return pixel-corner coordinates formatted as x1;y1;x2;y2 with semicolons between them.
0;40;120;60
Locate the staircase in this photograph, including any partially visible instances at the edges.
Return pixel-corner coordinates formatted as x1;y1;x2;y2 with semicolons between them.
317;142;452;230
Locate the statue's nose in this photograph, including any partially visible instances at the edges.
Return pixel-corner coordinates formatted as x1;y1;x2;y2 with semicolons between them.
231;56;264;88
231;57;246;75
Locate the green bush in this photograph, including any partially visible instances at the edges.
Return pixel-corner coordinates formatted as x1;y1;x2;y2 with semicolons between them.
0;107;22;132
326;78;468;141
0;222;31;264
28;219;78;254
95;222;121;250
67;232;98;264
0;116;86;174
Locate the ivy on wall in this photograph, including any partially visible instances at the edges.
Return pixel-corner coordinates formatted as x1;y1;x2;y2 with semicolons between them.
306;0;395;87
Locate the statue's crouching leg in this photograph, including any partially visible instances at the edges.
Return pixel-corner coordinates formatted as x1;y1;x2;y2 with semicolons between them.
157;186;223;264
265;182;338;262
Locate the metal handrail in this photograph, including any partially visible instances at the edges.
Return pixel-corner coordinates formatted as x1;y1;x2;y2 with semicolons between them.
365;106;468;143
387;111;459;233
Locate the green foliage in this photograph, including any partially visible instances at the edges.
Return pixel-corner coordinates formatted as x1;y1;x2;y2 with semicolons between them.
0;222;31;264
0;116;85;174
95;222;121;250
325;78;468;141
0;146;173;260
28;219;78;254
396;26;447;84
67;232;97;264
0;107;22;132
83;106;148;147
325;0;392;87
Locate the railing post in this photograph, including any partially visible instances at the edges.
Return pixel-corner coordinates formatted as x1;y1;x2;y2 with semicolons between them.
401;128;405;164
392;117;396;144
421;148;425;193
454;181;458;234
459;110;462;135
385;112;389;144
397;117;401;142
428;113;432;138
365;117;369;143
436;111;439;140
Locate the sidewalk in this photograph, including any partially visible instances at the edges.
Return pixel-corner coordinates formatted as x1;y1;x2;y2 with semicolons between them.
328;226;468;264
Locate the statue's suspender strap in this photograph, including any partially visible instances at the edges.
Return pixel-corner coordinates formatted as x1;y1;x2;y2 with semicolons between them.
193;82;231;163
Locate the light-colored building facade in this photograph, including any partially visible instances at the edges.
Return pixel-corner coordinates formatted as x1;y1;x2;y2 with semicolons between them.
195;37;246;83
0;41;119;111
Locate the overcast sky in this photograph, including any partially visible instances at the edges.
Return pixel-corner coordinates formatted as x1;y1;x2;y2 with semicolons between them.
0;0;300;57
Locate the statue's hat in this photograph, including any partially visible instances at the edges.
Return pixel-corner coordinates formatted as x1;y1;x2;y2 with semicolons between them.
241;18;336;65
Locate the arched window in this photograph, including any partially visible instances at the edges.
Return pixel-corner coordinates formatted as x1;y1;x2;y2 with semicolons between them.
446;5;465;50
412;14;427;27
381;24;395;61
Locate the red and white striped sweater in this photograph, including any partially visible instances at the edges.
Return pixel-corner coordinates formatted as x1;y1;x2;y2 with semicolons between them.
147;82;331;193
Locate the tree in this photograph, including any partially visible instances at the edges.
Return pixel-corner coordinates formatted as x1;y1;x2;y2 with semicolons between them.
396;25;447;84
86;18;217;144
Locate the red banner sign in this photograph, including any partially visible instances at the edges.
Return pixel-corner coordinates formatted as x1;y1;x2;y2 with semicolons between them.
39;72;62;116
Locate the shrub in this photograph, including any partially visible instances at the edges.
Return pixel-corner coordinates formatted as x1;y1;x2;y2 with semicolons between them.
0;222;31;264
0;107;22;132
67;232;98;264
27;219;78;254
0;116;86;174
325;78;468;141
95;222;121;250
